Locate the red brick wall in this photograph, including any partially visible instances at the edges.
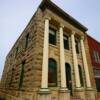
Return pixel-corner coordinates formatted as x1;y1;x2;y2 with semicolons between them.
87;35;100;68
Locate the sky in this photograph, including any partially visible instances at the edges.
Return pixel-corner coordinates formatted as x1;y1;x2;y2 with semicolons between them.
0;0;100;79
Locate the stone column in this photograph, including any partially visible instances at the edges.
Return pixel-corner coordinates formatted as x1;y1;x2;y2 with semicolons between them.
71;31;81;88
59;24;70;100
80;36;91;88
59;24;67;89
80;36;96;100
41;18;50;90
38;18;51;100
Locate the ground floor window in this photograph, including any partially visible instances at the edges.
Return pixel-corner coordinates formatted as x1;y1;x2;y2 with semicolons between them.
95;78;100;92
78;65;84;87
48;58;57;87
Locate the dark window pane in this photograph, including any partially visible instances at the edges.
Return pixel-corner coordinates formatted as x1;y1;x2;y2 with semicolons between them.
65;63;72;95
49;27;56;45
48;58;57;87
95;78;100;92
78;65;84;87
9;68;14;87
75;40;79;54
19;61;25;89
15;47;19;57
63;35;69;50
25;34;29;49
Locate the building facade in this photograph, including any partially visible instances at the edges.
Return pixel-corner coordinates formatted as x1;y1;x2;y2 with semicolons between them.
87;35;100;98
0;0;96;100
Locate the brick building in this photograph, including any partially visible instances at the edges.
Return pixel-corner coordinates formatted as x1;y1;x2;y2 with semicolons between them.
87;35;100;97
0;0;96;100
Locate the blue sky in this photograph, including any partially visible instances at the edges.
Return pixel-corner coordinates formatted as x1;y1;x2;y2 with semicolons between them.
0;0;100;79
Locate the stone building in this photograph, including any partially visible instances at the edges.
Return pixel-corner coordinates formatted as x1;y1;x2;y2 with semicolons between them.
0;0;96;100
87;35;100;99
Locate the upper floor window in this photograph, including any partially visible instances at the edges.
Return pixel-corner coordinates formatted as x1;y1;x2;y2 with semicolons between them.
25;33;29;49
75;39;80;54
93;51;100;63
63;35;69;50
15;47;19;57
49;27;56;45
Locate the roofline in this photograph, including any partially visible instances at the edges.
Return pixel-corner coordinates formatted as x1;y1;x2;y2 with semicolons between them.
39;0;88;32
87;34;100;44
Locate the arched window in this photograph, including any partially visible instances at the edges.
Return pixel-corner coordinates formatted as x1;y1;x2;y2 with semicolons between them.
48;58;57;87
78;65;84;87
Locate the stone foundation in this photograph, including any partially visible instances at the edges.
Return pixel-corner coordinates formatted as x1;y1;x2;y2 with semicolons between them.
59;88;70;100
86;88;96;100
74;88;85;100
37;89;51;100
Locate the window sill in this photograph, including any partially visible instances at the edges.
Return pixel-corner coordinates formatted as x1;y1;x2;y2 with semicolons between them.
64;49;71;53
49;44;58;49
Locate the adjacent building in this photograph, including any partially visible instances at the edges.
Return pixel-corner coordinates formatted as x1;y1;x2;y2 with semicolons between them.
87;35;100;98
0;0;96;100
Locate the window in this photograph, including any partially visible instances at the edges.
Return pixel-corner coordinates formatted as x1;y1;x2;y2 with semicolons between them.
9;68;14;87
49;27;56;45
19;61;25;89
65;63;72;95
15;47;19;57
95;78;100;92
48;58;57;87
63;35;69;50
75;39;80;54
78;65;84;87
97;52;100;63
25;34;29;49
93;51;100;63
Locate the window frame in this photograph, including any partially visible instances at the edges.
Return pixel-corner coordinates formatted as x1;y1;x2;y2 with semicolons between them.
48;58;57;87
75;38;80;54
49;27;57;45
78;65;84;87
18;61;25;90
63;34;69;50
25;33;29;49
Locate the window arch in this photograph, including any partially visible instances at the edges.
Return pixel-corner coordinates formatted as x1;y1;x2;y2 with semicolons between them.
78;65;84;87
48;58;57;87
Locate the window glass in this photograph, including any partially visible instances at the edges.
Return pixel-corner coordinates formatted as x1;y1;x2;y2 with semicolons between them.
93;51;100;63
19;61;25;89
78;65;84;87
25;34;29;49
63;35;69;50
49;27;56;45
15;47;19;57
95;78;100;92
75;39;80;54
48;58;57;87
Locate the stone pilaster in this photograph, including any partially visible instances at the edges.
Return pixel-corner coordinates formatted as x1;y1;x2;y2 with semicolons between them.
80;36;96;100
38;18;51;100
59;24;70;100
71;31;81;88
80;36;91;88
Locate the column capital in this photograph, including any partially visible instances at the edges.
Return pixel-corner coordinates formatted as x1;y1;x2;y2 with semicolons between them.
45;16;51;20
60;24;64;28
71;30;76;35
81;36;85;40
